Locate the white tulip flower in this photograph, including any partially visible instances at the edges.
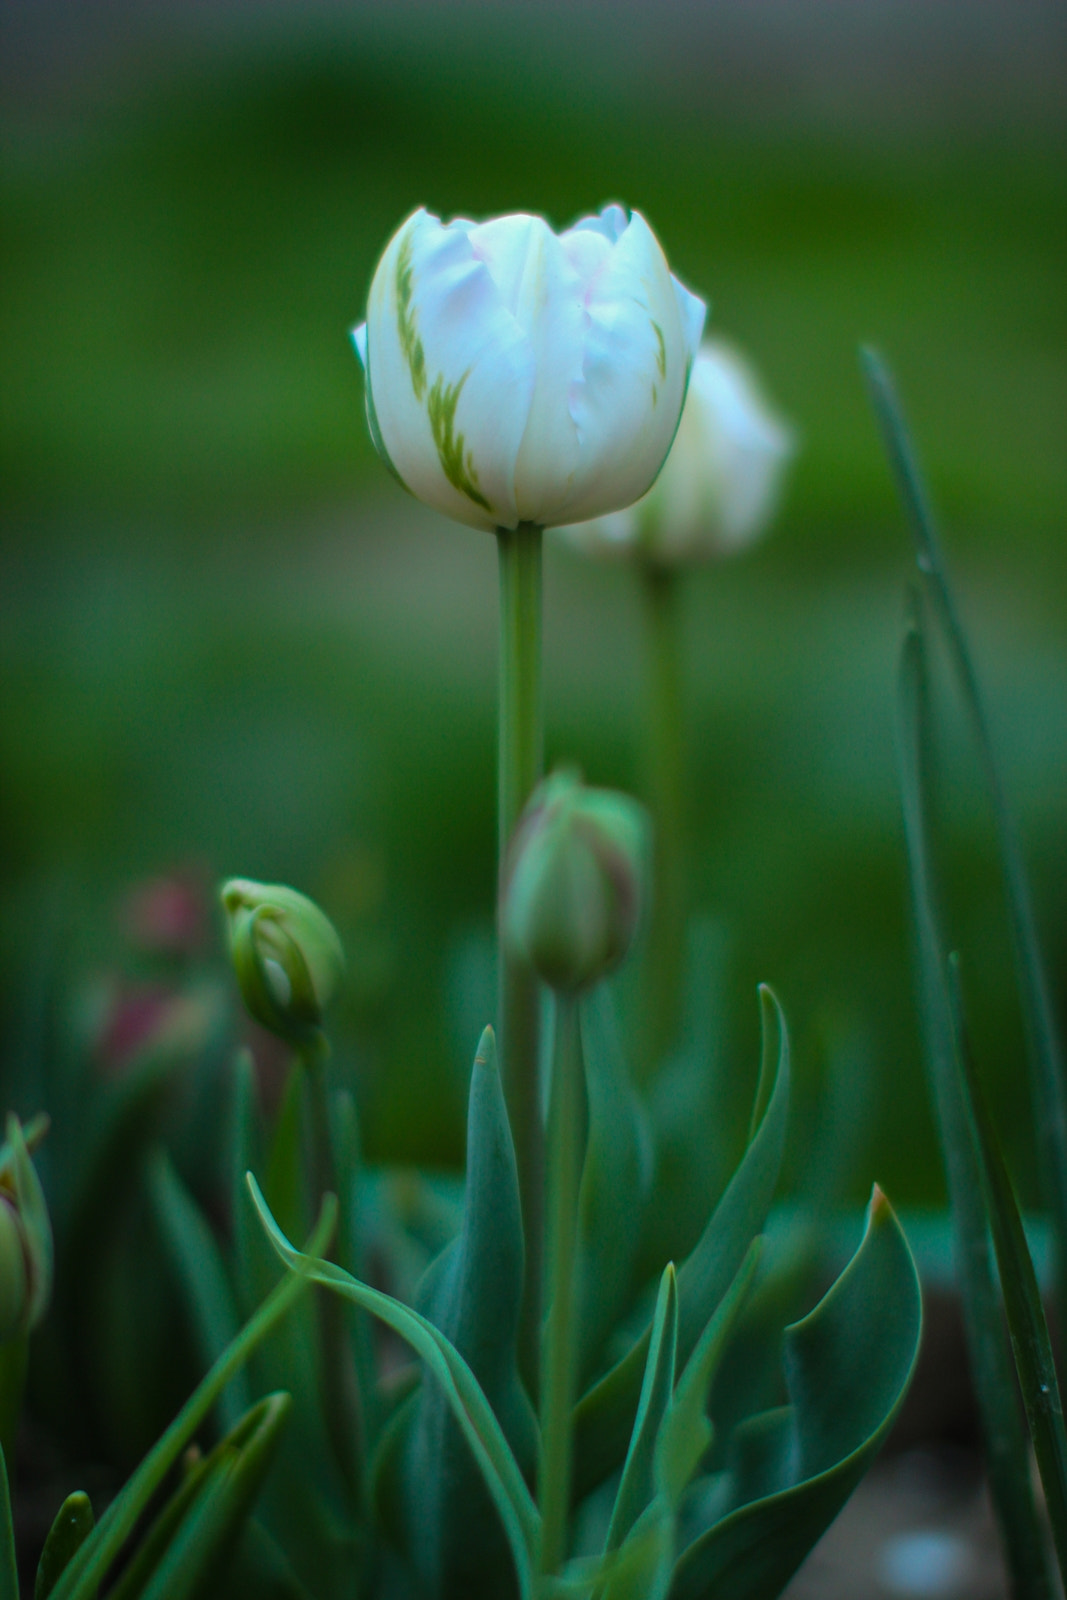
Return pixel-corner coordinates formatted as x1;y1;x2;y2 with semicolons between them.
561;340;794;564
352;205;705;532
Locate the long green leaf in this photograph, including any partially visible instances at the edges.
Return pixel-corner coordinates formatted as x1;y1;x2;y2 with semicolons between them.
655;1240;762;1510
573;987;789;1499
49;1198;336;1600
605;1266;678;1554
148;1150;250;1434
897;598;1053;1597
864;346;1067;1327
36;1493;95;1600
398;1026;536;1599
948;956;1067;1581
246;1174;539;1600
577;987;653;1378
0;1448;18;1600
671;1188;921;1600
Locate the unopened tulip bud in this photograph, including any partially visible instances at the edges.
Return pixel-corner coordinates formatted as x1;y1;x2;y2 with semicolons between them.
502;771;650;992
0;1115;53;1341
353;204;705;532
561;340;793;565
220;879;345;1047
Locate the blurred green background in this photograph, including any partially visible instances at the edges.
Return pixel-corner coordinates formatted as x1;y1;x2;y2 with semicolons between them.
2;0;1065;1204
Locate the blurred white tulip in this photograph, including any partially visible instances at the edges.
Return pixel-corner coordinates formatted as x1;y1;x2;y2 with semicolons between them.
561;340;794;563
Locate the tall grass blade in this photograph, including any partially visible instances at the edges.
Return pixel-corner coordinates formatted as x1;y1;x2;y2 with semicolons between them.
897;599;1052;1598
865;345;1067;1334
949;957;1067;1582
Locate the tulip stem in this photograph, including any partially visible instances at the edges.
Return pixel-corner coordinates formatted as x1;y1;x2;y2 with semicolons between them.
301;1039;364;1512
497;521;545;1398
639;559;688;1080
538;994;587;1577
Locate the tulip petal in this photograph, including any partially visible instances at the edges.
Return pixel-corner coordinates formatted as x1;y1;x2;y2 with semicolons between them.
365;210;536;531
470;215;588;523
551;211;706;525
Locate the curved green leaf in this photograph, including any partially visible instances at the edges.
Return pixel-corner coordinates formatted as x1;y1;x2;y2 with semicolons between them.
573;988;790;1499
670;1187;921;1600
400;1026;537;1598
36;1493;95;1600
246;1174;539;1600
577;988;654;1380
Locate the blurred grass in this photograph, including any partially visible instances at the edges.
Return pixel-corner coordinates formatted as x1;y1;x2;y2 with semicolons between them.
1;23;1064;1201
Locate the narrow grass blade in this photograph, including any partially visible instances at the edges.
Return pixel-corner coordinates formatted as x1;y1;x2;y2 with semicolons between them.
49;1197;337;1600
897;600;1053;1598
949;956;1067;1582
865;345;1067;1330
247;1174;539;1599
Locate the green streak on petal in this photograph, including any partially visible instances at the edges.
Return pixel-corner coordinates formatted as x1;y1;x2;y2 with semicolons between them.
395;229;427;401
427;369;492;513
651;320;667;380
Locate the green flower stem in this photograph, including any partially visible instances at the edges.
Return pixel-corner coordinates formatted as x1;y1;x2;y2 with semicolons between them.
497;521;545;1396
538;994;587;1578
301;1039;364;1510
639;559;687;1081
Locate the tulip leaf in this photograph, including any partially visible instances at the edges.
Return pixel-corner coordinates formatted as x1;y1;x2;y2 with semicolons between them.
398;1026;537;1598
0;1448;17;1600
147;1149;249;1435
577;987;654;1379
654;1240;762;1511
670;1187;921;1600
897;598;1054;1597
36;1493;95;1600
573;986;789;1498
47;1197;336;1600
604;1266;677;1555
246;1173;540;1600
598;1503;675;1600
107;1393;292;1600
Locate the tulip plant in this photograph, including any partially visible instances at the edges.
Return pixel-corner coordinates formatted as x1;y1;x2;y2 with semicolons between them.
3;206;961;1600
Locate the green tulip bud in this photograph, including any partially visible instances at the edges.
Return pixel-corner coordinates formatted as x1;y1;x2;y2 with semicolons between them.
220;879;345;1047
0;1115;53;1342
502;770;650;992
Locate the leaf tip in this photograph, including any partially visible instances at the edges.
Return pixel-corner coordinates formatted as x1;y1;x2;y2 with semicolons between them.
474;1024;497;1070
